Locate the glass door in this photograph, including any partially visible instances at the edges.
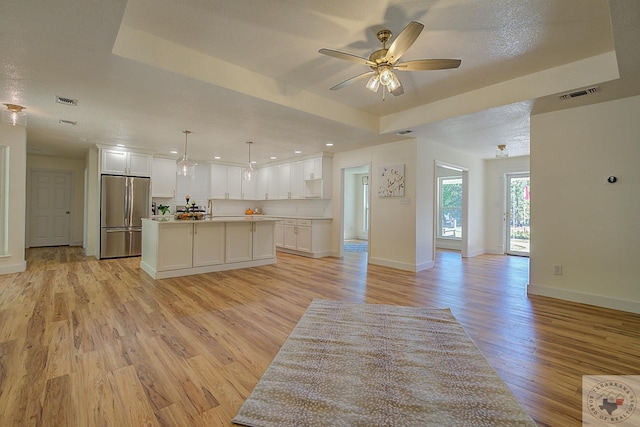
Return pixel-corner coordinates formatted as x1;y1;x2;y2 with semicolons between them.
506;173;530;256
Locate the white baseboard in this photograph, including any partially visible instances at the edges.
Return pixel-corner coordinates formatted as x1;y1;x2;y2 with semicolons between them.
528;283;640;314
465;248;486;258
0;260;27;274
368;257;434;272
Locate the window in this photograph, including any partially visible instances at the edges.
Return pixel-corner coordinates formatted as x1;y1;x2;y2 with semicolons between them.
438;177;462;239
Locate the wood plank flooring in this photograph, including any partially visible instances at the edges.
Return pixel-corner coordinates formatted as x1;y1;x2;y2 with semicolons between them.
0;247;639;426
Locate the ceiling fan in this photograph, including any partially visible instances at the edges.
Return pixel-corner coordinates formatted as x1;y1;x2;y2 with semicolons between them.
319;21;461;97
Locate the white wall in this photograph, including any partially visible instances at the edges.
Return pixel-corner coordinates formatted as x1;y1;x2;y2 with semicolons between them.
0;123;26;274
529;95;640;314
422;140;486;258
26;154;86;246
484;156;530;254
332;139;420;271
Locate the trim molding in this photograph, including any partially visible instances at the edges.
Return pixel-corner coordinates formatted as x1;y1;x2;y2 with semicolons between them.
528;283;640;314
0;261;27;275
369;257;434;272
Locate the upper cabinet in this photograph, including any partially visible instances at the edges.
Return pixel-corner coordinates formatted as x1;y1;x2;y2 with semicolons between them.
151;157;177;198
303;155;332;199
210;164;243;200
101;149;152;177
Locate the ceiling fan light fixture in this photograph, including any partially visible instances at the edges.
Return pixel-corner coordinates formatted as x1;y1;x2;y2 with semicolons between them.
2;103;27;126
387;72;402;92
496;144;509;158
242;141;256;181
176;130;197;178
366;75;380;92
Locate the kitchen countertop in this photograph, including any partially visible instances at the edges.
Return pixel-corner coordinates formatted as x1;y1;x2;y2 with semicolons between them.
147;215;333;221
144;216;278;223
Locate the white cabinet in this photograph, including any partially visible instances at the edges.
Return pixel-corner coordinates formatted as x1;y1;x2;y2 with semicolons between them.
210;164;243;199
303;157;323;180
280;218;331;258
225;220;275;263
253;220;276;260
141;218;277;279
277;163;291;199
256;168;268;200
266;165;279;200
152;157;177;197
274;218;284;247
303;156;332;199
101;149;152;177
192;222;225;267
290;161;304;199
284;218;310;251
225;222;253;263
154;222;193;271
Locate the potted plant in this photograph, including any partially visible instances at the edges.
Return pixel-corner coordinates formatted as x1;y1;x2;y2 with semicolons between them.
158;204;170;215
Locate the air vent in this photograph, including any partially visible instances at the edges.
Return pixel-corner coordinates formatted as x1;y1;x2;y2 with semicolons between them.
394;129;413;135
59;119;77;126
56;95;78;106
559;86;599;100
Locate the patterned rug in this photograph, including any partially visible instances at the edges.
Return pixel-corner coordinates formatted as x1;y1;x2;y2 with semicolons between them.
233;299;536;427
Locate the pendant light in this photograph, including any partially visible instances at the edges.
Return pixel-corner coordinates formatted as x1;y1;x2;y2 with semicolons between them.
243;141;256;181
2;104;27;127
176;130;197;177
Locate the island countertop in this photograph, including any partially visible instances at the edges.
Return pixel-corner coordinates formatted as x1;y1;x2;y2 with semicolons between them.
144;216;278;223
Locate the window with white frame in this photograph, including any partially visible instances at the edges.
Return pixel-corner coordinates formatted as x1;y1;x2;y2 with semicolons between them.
438;176;462;239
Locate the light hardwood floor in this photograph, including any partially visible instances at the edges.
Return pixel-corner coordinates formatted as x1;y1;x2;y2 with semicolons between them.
0;247;639;426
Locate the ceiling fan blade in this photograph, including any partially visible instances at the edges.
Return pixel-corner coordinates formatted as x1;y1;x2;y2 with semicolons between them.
384;21;424;64
395;59;462;71
330;71;374;91
319;48;376;67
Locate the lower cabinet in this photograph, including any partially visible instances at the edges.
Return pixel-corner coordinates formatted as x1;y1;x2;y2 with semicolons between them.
141;219;276;279
274;219;284;247
280;218;331;258
226;221;276;263
193;222;225;267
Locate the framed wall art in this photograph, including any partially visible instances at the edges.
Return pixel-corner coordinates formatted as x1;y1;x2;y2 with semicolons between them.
377;164;405;197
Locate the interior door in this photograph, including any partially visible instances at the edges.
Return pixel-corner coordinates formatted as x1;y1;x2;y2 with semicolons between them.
30;170;72;247
506;173;530;256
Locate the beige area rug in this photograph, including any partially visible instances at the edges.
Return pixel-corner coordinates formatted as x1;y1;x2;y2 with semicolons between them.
233;299;536;427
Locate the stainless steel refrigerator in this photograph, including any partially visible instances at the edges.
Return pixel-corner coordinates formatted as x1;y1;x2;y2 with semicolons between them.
100;175;150;258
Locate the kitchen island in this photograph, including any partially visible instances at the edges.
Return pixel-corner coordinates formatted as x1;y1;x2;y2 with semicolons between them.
141;216;277;279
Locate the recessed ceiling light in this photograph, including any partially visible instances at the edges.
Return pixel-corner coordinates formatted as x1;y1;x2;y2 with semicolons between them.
270;156;277;160
170;150;178;154
294;150;302;154
326;143;334;147
116;144;125;147
213;156;221;160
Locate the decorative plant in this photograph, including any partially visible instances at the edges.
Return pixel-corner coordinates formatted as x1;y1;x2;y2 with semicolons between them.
158;204;170;215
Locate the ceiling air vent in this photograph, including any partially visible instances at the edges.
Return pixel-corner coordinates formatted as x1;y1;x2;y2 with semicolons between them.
559;86;599;100
56;95;78;106
59;119;77;126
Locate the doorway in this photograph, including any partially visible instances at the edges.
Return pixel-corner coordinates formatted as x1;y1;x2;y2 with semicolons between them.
342;165;370;255
435;162;469;257
29;170;72;247
506;173;530;256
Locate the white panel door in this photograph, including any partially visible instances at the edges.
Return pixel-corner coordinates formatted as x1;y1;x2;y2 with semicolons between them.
30;170;72;247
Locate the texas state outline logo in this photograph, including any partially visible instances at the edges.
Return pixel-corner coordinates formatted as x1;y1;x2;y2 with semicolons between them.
583;376;639;426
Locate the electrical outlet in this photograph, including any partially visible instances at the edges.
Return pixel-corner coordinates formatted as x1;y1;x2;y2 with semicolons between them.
553;265;563;275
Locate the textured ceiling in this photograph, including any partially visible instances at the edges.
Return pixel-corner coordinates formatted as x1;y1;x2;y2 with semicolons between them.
1;0;638;164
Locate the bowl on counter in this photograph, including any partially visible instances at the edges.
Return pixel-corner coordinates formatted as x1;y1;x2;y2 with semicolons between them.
174;212;204;220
